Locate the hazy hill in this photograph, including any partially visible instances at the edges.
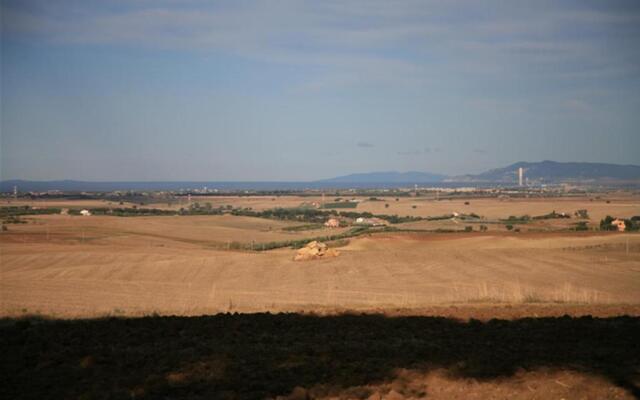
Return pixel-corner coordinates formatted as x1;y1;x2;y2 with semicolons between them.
3;161;639;192
452;161;640;183
317;171;446;183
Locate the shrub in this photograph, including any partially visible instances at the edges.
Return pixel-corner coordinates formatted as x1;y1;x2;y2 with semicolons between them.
532;211;570;220
322;202;357;209
0;206;61;217
504;215;530;223
574;209;589;219
505;224;514;231
599;216;616;231
624;219;639;231
464;226;473;232
574;221;589;231
3;216;27;224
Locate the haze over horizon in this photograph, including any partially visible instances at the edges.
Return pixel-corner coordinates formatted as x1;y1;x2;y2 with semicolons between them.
2;1;640;181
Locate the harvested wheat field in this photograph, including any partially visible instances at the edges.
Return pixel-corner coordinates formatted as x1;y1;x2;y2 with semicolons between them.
355;194;640;222
2;212;639;318
2;198;640;399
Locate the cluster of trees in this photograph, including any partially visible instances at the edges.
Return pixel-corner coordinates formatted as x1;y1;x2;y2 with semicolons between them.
66;203;233;217
458;213;481;220
424;214;455;221
69;207;176;217
231;207;332;222
532;211;570;220
321;202;358;209
2;215;27;224
231;207;425;225
574;209;589;219
229;226;373;251
500;211;572;225
0;206;63;228
0;206;61;217
502;215;531;224
573;221;589;231
182;202;227;215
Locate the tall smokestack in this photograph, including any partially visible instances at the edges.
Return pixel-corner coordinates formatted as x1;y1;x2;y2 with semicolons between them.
518;167;524;187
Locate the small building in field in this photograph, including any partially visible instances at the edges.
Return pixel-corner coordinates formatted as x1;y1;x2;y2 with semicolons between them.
324;218;340;228
80;209;92;216
611;219;626;232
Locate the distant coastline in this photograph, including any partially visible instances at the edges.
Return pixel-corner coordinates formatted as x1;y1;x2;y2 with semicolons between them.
0;180;468;192
3;161;639;192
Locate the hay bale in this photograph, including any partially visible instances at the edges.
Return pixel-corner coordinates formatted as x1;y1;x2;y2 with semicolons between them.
293;241;339;261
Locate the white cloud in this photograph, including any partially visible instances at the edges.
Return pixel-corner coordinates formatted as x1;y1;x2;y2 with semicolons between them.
3;0;639;89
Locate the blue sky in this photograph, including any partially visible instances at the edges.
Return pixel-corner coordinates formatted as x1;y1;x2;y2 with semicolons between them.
2;0;640;180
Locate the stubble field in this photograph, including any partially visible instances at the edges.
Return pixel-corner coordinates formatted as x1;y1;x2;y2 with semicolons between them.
2;194;640;399
2;194;639;317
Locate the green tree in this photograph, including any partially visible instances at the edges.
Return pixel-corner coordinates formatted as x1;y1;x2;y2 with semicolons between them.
600;215;616;231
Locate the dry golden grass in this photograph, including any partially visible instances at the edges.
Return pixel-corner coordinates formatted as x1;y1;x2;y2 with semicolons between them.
0;214;349;247
354;194;640;223
7;192;639;222
2;202;639;318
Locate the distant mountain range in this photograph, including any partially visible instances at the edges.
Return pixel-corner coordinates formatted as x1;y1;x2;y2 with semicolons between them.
316;171;447;184
320;161;640;185
451;161;640;183
2;161;639;192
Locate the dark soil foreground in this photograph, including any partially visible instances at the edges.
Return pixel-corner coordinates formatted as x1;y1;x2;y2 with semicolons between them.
1;313;639;400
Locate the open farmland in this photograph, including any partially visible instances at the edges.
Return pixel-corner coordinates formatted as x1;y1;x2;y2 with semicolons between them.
2;194;639;318
355;193;640;225
2;195;640;398
0;214;350;248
